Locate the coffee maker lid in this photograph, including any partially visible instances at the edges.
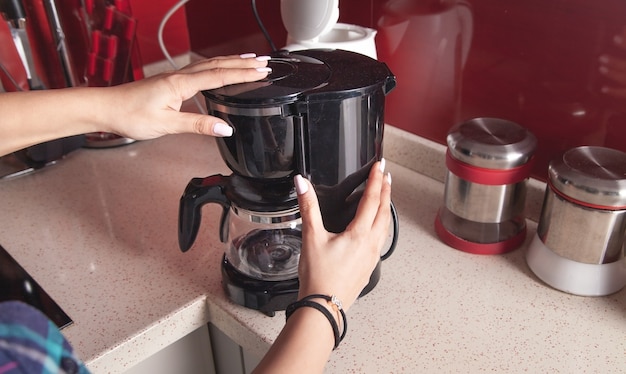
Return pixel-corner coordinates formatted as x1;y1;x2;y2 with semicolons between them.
202;49;395;108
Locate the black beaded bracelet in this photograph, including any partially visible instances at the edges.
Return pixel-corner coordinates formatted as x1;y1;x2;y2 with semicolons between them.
285;294;347;350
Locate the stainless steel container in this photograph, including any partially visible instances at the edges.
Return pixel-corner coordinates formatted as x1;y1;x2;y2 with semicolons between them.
435;118;537;254
526;146;626;296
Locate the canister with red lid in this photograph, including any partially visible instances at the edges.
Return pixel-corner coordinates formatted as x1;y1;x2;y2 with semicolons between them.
435;117;537;254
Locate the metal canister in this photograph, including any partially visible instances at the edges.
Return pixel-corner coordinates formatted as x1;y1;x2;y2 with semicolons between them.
435;118;537;254
526;146;626;296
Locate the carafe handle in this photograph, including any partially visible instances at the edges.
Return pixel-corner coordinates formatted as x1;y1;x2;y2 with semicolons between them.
178;174;231;252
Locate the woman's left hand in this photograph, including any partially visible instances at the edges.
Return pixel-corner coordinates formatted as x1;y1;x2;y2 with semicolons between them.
104;53;271;139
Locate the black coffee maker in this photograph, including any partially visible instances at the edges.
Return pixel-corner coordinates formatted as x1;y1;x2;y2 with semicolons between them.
179;49;398;316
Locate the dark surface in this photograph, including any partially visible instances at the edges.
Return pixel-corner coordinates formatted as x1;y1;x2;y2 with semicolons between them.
0;244;72;329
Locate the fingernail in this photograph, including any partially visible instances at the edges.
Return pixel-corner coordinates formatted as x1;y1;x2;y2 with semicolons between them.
240;53;257;59
256;67;272;73
386;172;392;186
255;55;271;61
614;35;624;45
379;158;386;172
294;174;309;195
599;66;609;75
599;55;609;64
213;122;233;137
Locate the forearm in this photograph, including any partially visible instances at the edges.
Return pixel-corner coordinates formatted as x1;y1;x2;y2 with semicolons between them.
253;307;335;374
0;87;114;156
0;55;272;157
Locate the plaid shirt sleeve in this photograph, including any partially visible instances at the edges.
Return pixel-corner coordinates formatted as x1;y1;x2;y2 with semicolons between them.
0;301;89;374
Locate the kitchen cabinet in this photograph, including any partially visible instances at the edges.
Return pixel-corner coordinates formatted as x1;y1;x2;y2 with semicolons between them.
124;325;215;374
209;323;262;374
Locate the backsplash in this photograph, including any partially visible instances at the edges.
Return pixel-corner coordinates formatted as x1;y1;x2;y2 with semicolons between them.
185;0;626;180
129;0;189;64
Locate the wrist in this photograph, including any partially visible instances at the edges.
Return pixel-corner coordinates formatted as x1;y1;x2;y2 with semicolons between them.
90;86;123;134
286;294;347;350
298;289;354;312
59;86;115;135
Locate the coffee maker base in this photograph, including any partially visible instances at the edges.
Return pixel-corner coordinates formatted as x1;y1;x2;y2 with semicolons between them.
221;256;299;317
221;256;382;317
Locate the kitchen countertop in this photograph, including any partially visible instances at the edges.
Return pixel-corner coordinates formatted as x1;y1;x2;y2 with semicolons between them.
1;62;625;373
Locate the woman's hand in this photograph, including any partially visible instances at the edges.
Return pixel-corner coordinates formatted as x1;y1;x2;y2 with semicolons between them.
104;53;271;139
253;160;392;374
294;159;392;311
0;53;271;157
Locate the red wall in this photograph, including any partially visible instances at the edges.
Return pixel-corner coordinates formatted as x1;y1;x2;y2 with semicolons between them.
129;0;190;64
184;0;626;180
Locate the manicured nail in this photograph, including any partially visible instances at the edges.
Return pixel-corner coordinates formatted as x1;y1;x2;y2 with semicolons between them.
240;53;257;59
256;67;272;73
379;158;386;172
599;66;609;75
294;174;309;195
614;35;624;45
386;172;392;186
213;122;233;137
255;55;271;61
599;55;609;64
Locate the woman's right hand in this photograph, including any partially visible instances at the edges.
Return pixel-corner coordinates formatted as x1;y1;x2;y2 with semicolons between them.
294;160;392;312
252;161;392;374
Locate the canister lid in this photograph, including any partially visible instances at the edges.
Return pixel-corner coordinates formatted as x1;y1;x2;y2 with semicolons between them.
548;146;626;208
446;118;537;169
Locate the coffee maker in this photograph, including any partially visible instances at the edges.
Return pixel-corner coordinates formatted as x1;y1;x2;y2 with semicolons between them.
178;49;397;316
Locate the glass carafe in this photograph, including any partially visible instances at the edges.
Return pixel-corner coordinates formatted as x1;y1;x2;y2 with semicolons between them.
225;204;302;281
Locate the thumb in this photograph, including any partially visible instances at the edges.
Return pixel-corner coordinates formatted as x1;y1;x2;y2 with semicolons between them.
193;114;234;137
168;111;234;138
294;175;325;235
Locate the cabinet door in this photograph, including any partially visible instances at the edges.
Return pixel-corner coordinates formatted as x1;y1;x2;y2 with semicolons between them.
208;323;263;374
208;323;245;374
125;325;216;374
242;350;262;374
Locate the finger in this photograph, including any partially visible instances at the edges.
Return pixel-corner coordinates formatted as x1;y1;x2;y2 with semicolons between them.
181;59;268;74
201;53;268;62
294;175;326;240
182;67;271;98
346;160;386;233
180;54;270;74
154;111;234;138
371;173;393;250
162;67;270;104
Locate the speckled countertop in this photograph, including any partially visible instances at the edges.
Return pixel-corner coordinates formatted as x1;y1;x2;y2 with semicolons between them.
1;60;625;373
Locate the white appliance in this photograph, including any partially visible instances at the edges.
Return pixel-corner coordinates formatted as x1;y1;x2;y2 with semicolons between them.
280;0;378;59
